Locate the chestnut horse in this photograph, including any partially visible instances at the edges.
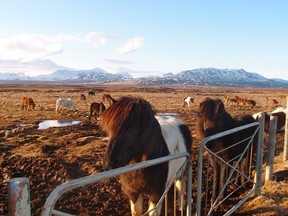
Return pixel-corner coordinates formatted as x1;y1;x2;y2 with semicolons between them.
100;97;192;216
89;102;106;120
102;93;117;107
21;97;35;110
80;94;86;101
198;98;257;203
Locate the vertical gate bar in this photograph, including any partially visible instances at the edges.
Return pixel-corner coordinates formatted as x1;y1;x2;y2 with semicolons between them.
265;116;277;181
196;139;206;216
283;96;288;162
8;177;31;216
186;160;192;216
165;194;168;216
255;113;265;195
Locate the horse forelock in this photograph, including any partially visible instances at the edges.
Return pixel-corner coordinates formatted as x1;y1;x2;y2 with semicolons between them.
100;97;154;137
199;99;216;126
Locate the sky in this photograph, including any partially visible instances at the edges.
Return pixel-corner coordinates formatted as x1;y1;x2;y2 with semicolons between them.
0;1;287;80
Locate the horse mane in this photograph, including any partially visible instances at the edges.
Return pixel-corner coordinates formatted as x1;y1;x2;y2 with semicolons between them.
100;96;155;137
198;98;237;137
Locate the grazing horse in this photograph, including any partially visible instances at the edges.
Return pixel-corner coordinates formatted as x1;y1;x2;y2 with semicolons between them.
100;97;192;216
102;93;117;106
89;102;106;120
198;98;257;203
88;91;95;96
80;94;86;101
55;98;77;112
244;99;256;108
183;96;194;108
21;97;35;110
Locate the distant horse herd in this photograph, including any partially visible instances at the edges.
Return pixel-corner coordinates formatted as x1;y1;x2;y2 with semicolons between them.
19;90;287;215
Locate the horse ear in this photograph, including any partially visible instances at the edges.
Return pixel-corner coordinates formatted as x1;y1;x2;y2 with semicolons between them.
215;100;225;114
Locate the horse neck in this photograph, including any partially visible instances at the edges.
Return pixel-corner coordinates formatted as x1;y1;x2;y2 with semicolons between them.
217;111;235;130
141;120;169;160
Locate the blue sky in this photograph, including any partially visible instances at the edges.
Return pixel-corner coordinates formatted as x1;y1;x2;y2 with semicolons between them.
0;1;287;80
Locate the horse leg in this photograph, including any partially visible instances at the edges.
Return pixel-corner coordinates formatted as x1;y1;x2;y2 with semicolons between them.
240;155;248;186
175;178;186;211
129;194;143;216
219;162;227;201
211;157;220;204
89;109;93;120
148;197;162;216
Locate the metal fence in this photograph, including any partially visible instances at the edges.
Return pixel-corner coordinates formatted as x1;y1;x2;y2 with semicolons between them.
196;120;263;216
40;152;192;216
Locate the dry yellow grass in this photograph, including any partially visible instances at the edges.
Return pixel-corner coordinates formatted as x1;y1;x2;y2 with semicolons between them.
0;83;288;215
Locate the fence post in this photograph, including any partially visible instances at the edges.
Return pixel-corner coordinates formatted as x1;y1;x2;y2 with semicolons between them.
254;113;265;195
283;96;288;163
265;116;277;181
8;177;31;216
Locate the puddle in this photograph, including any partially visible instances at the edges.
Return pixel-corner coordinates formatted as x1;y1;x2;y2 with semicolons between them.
157;112;199;117
38;120;81;130
17;123;33;127
156;112;181;116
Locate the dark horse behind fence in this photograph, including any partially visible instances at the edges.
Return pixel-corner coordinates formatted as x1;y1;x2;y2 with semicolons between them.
197;98;258;204
100;96;192;216
89;102;105;120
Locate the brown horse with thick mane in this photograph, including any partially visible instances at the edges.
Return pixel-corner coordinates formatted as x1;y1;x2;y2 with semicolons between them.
21;97;35;110
100;96;192;216
89;102;106;120
198;98;258;203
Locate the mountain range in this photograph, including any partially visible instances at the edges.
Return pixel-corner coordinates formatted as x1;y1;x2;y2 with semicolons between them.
0;67;288;88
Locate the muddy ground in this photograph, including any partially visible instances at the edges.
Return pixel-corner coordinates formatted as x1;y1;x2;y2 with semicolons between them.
0;83;288;215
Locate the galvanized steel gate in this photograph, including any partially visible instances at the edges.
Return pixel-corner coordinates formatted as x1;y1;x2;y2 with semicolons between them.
196;121;263;216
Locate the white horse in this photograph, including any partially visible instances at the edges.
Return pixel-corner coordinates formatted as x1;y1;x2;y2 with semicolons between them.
183;97;194;108
253;106;287;132
55;98;77;112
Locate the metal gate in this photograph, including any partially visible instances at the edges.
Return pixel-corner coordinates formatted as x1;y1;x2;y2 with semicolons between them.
41;152;192;216
196;120;264;215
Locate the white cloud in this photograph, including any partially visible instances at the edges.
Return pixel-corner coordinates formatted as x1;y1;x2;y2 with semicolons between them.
0;32;117;60
83;32;115;49
117;38;144;54
0;33;145;75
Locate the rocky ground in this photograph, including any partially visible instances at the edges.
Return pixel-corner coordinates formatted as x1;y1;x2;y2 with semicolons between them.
0;83;288;215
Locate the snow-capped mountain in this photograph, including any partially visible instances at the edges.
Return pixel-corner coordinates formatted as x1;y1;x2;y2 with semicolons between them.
0;68;133;83
16;68;133;82
0;67;287;88
0;72;31;80
136;68;288;88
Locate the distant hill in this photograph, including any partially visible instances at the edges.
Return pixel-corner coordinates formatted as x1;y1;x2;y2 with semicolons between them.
136;68;288;88
0;67;287;88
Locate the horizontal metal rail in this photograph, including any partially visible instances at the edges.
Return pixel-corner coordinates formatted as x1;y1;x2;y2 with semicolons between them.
41;152;191;216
